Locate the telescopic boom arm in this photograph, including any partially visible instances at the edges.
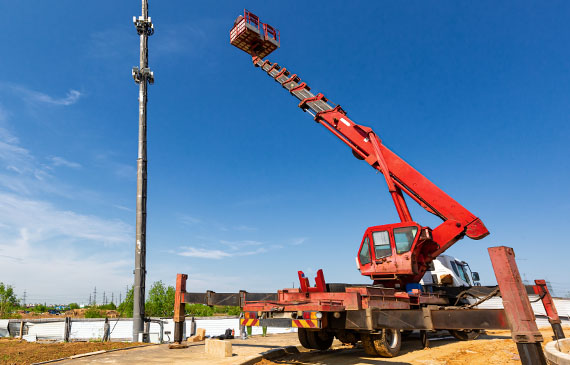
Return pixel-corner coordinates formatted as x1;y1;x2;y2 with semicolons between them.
252;56;489;257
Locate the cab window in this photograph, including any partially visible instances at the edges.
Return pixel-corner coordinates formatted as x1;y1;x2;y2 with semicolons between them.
372;231;391;258
359;237;371;265
394;226;418;254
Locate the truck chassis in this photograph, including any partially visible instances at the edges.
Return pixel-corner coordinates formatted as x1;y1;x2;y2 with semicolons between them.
172;246;561;364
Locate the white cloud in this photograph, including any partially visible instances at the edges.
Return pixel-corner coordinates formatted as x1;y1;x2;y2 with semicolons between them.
0;192;133;303
234;225;257;232
30;89;81;106
0;192;131;246
178;247;231;259
180;215;202;225
50;156;81;169
291;237;307;245
177;245;267;259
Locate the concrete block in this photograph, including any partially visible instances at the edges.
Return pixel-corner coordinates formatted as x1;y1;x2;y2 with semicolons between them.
205;339;232;358
187;335;203;342
196;328;206;340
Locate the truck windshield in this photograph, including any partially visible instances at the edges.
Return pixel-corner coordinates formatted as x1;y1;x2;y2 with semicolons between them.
372;231;391;258
455;263;471;285
394;226;418;254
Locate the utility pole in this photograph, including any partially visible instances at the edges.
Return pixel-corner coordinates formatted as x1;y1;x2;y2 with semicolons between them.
93;287;97;306
132;0;154;342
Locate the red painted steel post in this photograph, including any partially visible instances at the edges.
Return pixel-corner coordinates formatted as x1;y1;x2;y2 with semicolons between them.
173;273;188;343
533;279;565;339
488;246;546;365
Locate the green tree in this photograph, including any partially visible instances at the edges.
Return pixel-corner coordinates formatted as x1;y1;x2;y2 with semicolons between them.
145;281;175;317
69;303;80;310
0;283;19;318
99;302;117;310
118;287;134;317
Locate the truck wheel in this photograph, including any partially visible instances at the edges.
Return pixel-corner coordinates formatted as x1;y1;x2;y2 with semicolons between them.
306;330;334;350
297;328;312;349
361;333;380;356
373;328;401;357
449;329;481;341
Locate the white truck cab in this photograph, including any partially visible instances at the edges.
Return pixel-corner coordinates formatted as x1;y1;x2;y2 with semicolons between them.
420;255;480;288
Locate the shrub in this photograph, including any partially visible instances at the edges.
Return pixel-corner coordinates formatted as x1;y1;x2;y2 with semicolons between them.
84;307;105;318
185;303;214;317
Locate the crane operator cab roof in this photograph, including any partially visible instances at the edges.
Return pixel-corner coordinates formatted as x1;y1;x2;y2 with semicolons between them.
230;10;280;59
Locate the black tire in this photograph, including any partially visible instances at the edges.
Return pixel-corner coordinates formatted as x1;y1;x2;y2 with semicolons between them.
449;329;481;341
361;333;379;356
298;328;312;349
373;329;402;357
306;330;334;351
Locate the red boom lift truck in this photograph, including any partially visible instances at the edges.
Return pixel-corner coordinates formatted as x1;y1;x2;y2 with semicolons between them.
172;11;558;364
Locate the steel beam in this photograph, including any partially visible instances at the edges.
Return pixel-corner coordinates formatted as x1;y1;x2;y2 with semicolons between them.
488;246;546;365
533;279;565;339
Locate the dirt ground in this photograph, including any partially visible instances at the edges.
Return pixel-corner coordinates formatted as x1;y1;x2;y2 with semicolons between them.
0;338;149;365
255;326;569;365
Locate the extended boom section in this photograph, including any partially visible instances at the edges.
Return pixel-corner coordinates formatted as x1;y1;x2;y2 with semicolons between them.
252;56;489;284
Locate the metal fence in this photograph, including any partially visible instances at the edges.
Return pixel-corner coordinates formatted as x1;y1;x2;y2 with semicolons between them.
0;316;296;343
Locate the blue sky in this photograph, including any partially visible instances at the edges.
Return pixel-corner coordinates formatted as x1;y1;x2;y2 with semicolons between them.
0;1;569;304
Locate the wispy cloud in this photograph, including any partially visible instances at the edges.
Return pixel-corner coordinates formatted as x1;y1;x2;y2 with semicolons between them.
178;245;267;259
5;83;82;106
234;225;257;232
50;156;81;169
180;215;202;225
291;237;308;246
0;192;132;246
178;247;232;259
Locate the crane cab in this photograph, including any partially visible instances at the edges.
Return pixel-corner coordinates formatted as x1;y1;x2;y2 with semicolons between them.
230;10;280;58
356;222;436;286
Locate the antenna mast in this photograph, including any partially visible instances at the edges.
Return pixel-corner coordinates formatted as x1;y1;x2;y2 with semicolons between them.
132;0;154;342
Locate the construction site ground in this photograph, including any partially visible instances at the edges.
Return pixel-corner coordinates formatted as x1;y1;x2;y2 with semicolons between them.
0;338;149;365
5;326;560;365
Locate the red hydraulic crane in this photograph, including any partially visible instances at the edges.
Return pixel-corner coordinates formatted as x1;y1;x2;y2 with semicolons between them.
169;13;551;363
230;10;489;289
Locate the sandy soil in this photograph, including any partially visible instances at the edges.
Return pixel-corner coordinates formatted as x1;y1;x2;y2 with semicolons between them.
0;338;149;365
255;327;569;365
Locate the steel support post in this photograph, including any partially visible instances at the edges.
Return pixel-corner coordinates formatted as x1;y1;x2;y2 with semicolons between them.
488;246;546;365
533;279;565;339
174;274;187;343
132;0;154;342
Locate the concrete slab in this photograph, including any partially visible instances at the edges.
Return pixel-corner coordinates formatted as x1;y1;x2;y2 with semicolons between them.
55;333;307;365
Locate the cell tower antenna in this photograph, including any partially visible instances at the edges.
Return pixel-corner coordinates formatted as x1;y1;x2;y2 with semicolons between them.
132;0;154;343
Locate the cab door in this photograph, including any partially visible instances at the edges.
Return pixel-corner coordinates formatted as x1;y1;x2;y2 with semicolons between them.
357;235;373;275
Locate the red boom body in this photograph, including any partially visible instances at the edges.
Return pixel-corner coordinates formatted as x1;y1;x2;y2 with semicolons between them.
230;11;489;287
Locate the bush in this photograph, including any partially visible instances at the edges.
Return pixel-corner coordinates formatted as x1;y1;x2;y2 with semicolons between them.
185;304;214;317
84;307;105;318
32;304;47;313
213;306;241;316
69;303;80;310
98;303;116;310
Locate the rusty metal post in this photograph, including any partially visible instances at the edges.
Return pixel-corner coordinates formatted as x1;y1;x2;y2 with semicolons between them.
174;274;187;343
488;246;546;365
132;0;154;342
533;279;565;339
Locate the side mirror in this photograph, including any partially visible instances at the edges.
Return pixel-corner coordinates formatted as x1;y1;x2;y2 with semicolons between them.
472;272;480;282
